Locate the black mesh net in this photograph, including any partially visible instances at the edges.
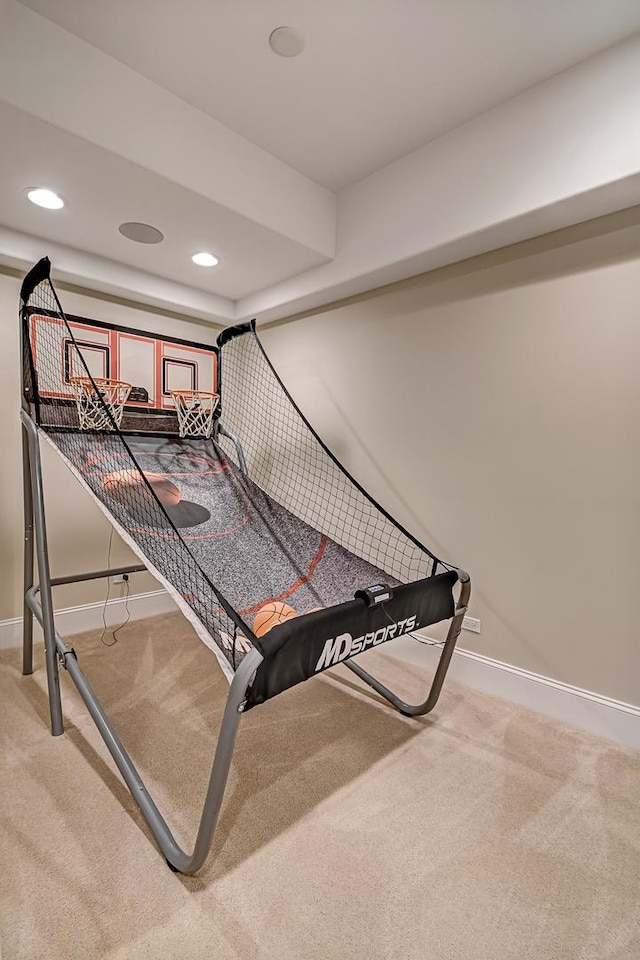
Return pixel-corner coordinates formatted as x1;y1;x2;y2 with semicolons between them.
217;324;443;585
21;261;452;694
20;261;249;674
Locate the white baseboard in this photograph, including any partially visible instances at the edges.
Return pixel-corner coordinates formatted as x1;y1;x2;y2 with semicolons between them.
387;635;640;752
0;589;176;651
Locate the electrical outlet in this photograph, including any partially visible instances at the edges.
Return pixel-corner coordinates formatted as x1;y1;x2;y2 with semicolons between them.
112;574;130;585
462;616;481;634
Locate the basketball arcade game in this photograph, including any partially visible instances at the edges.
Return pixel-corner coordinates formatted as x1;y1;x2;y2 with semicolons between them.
19;257;471;873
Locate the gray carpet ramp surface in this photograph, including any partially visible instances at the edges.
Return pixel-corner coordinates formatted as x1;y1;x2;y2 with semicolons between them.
48;430;396;627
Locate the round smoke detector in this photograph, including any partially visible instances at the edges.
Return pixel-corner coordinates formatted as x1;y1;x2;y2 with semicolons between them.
118;221;164;244
269;26;305;57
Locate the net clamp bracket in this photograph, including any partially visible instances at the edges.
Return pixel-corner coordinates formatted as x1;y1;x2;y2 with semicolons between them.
58;647;78;669
354;584;394;607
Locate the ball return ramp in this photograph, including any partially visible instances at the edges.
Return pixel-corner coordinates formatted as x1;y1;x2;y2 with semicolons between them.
19;257;470;873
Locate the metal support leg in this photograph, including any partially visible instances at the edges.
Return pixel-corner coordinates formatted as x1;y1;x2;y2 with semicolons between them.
21;414;64;736
345;572;471;717
63;638;259;873
217;421;248;476
26;579;261;874
48;564;147;587
22;427;34;676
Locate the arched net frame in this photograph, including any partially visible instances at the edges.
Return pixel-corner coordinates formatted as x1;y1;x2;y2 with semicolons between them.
171;389;219;438
70;377;131;430
217;326;443;585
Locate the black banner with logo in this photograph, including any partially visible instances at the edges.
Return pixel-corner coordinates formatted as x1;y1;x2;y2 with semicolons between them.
246;570;458;707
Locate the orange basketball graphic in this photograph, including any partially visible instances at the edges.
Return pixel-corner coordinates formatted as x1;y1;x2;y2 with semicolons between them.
102;469;181;508
253;601;297;638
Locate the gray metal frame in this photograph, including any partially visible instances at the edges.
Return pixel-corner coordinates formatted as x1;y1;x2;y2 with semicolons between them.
20;408;469;873
345;571;470;716
215;420;248;475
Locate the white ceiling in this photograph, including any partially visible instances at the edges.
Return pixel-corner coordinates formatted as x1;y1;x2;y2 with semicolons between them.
1;1;640;324
0;102;327;301
17;0;640;190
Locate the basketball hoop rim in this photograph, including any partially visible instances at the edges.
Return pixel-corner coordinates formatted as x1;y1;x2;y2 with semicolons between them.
170;389;220;401
69;376;132;390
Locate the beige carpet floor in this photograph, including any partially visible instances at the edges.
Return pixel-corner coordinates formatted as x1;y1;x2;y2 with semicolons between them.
1;612;639;960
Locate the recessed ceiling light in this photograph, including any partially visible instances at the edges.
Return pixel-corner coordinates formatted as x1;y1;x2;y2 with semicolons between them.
118;221;164;244
269;26;305;57
192;252;219;267
27;188;65;210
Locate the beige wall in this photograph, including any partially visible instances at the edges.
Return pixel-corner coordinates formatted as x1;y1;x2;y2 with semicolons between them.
0;270;219;617
3;208;639;706
261;208;640;706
